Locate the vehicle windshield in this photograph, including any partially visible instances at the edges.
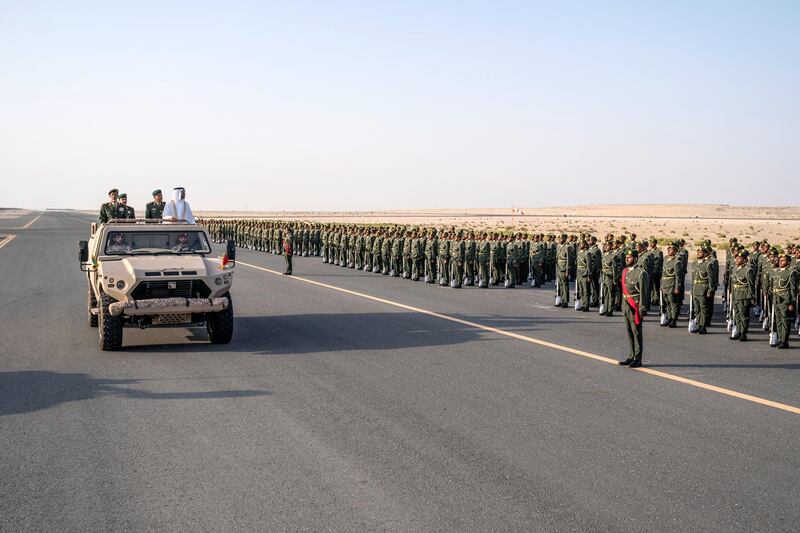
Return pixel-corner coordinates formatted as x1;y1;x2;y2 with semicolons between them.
104;231;211;255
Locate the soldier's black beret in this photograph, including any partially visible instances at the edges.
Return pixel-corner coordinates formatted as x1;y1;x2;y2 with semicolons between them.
626;248;639;258
152;189;162;196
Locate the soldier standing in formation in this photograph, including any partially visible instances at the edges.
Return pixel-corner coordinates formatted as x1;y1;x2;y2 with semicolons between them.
771;253;797;349
731;249;755;341
199;216;800;353
691;245;719;334
555;234;571;307
283;226;294;275
619;248;649;368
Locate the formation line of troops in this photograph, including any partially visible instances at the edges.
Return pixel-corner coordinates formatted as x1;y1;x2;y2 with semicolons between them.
201;219;799;364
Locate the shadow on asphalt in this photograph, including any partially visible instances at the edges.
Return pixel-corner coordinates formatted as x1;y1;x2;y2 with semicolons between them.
0;371;269;416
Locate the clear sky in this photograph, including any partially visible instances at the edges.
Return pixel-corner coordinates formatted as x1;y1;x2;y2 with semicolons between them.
1;1;798;211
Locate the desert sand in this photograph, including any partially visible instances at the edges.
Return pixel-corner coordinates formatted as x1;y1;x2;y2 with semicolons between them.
195;205;800;248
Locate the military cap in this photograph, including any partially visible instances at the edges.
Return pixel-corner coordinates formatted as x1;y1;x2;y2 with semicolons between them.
560;233;567;238
736;249;750;258
152;189;162;196
650;236;657;243
626;248;639;258
108;188;119;195
770;246;779;255
118;192;127;199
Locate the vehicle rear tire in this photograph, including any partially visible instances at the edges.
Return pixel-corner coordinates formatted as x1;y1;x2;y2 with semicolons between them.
88;285;98;327
99;290;123;351
207;292;233;344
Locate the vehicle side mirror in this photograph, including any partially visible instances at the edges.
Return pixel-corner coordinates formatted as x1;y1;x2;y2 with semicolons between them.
79;240;89;271
226;240;236;263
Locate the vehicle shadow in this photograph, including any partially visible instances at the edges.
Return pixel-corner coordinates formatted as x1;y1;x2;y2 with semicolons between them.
0;370;269;416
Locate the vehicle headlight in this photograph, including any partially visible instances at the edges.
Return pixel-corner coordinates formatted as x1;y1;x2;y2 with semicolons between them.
215;277;223;286
116;280;126;289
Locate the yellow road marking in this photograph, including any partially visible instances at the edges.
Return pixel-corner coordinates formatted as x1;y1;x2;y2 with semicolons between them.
20;212;42;229
238;259;800;416
0;234;17;251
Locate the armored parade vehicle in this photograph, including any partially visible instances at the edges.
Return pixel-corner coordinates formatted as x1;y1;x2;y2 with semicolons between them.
78;219;236;350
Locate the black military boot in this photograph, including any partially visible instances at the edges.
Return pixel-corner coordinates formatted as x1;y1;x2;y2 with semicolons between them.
669;319;677;328
628;360;642;368
739;334;747;341
618;358;633;366
778;342;789;349
698;327;707;334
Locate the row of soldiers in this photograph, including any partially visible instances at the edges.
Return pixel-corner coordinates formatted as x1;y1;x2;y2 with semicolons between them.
200;219;799;348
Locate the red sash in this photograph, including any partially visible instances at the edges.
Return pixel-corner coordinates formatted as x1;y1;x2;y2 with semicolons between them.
284;241;293;255
621;267;642;325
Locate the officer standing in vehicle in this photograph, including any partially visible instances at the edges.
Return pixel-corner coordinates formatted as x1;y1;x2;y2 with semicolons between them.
99;188;126;223
118;193;135;219
145;189;165;219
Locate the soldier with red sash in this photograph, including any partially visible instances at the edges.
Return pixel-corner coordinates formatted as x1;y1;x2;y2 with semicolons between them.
619;248;650;368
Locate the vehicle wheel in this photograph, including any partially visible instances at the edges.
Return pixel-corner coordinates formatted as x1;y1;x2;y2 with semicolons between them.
88;285;98;328
99;290;123;351
207;292;233;344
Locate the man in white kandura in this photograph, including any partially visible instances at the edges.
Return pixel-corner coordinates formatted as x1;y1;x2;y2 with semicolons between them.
162;186;196;224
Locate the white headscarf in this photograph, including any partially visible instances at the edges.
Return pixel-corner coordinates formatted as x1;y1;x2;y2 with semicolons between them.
163;186;195;223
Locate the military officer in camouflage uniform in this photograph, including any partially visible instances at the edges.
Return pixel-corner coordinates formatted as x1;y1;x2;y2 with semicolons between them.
555;234;571;307
730;249;755;341
424;229;437;282
599;241;618;316
505;234;518;288
691;245;719;334
575;240;592;311
283;227;294;275
449;232;465;288
649;237;663;306
771;253;797;348
477;232;490;288
619;248;649;368
660;241;685;328
464;231;476;286
438;232;450;286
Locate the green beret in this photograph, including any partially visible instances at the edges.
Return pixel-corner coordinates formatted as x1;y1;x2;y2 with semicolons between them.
626;248;639;258
108;188;119;195
118;192;127;199
152;189;162;196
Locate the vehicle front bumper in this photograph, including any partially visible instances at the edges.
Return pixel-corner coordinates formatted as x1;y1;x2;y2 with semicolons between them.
108;297;229;316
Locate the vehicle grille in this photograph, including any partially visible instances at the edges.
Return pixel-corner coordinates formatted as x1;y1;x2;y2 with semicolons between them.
130;280;211;300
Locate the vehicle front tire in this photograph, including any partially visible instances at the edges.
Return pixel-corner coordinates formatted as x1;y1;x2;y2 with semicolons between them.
99;290;123;351
88;285;98;327
207;292;233;344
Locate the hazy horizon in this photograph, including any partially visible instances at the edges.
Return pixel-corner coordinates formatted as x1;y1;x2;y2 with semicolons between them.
2;1;798;211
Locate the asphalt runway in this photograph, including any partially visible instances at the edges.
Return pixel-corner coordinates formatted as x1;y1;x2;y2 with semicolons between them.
1;211;798;532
